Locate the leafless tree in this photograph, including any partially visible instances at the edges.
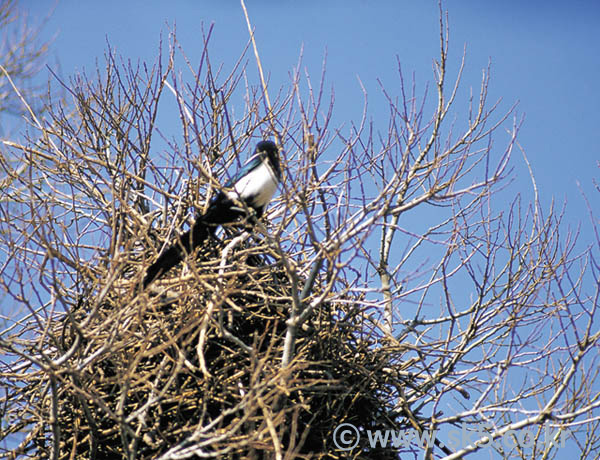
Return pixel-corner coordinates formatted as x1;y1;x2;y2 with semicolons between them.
0;0;50;126
1;5;599;460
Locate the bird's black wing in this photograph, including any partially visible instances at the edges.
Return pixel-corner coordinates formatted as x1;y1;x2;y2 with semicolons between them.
142;192;251;289
142;220;209;289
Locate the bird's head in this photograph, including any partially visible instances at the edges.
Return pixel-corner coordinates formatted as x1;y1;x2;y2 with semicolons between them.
256;140;281;180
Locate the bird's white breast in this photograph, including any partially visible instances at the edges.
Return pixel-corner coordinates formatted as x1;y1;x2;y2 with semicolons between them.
228;161;278;208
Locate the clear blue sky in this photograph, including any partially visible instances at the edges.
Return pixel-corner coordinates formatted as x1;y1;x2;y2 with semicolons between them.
22;0;600;241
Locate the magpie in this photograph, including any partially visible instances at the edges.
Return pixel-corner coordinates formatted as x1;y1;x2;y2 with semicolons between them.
142;140;281;289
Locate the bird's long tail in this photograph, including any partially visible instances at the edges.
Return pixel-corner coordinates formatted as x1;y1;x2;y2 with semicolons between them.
142;219;210;289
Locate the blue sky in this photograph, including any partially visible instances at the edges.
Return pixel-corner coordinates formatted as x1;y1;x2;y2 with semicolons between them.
22;0;599;230
13;1;600;331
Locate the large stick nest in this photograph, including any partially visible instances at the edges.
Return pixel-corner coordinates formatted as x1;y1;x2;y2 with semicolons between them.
6;233;413;459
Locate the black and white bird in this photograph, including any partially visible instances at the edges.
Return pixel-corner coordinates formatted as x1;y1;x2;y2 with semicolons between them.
142;140;281;289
